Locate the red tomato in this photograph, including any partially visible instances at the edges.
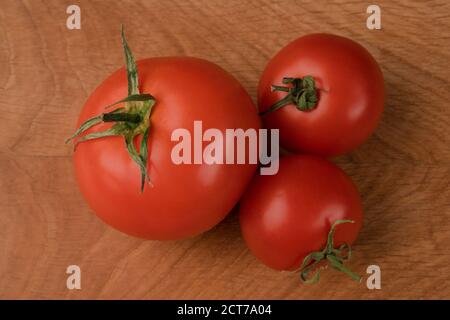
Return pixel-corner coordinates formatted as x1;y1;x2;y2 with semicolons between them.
258;34;384;156
72;56;260;240
239;155;363;280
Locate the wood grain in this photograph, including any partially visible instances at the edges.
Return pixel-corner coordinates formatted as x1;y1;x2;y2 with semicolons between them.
0;0;449;299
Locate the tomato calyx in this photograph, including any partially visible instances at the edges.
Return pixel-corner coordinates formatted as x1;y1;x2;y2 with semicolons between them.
66;26;156;192
259;76;318;116
298;219;361;284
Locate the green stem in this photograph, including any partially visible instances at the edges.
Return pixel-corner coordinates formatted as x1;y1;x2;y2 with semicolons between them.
66;25;157;192
102;112;141;123
299;220;361;284
259;75;319;115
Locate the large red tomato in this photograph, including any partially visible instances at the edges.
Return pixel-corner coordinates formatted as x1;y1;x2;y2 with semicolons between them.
69;32;260;240
258;33;384;156
239;155;363;282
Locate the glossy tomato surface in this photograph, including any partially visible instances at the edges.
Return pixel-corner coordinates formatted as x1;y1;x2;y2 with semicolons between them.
258;34;384;156
74;57;260;240
239;155;363;271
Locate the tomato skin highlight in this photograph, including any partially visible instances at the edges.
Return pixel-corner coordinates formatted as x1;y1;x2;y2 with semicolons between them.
74;57;260;240
258;33;384;157
238;155;363;271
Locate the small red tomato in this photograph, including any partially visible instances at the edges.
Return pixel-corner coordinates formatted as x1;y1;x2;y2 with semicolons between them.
258;34;384;157
239;155;363;282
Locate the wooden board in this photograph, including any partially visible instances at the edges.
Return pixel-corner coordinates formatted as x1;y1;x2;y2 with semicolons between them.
0;0;449;299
